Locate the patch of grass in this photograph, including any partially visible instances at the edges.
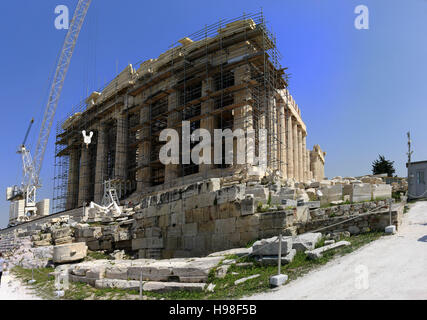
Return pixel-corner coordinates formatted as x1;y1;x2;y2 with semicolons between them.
87;222;104;227
85;250;111;261
12;265;143;300
392;192;401;202
12;232;383;301
134;231;384;301
11;266;57;300
314;237;326;248
201;231;382;300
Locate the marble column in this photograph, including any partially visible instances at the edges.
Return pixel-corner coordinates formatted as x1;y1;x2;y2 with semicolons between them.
286;108;294;179
66;146;80;210
292;120;299;181
94;123;107;204
271;98;278;170
302;133;307;182
298;128;303;182
77;144;91;206
279;102;287;178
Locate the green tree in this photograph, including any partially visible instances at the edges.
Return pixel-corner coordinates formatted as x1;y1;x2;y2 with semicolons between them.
371;155;395;177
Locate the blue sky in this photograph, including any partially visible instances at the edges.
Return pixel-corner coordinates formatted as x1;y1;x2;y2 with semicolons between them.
0;0;426;227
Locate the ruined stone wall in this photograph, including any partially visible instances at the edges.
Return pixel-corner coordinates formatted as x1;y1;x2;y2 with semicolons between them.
129;180;299;258
296;201;404;235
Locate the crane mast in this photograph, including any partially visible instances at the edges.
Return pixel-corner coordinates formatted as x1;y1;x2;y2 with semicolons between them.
7;0;92;225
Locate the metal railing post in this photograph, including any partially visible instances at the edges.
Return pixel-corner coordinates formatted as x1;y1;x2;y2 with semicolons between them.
277;233;282;275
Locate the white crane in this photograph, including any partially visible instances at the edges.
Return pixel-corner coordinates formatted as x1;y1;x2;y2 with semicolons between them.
7;0;92;225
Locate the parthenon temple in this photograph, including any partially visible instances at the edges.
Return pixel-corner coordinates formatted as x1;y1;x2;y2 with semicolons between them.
53;13;325;213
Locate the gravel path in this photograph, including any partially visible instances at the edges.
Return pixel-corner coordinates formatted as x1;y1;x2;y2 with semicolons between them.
245;201;427;300
0;272;41;300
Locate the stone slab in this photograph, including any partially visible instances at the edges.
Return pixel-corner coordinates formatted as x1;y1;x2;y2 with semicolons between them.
142;281;206;293
306;240;351;259
251;236;292;256
292;233;322;252
208;247;252;257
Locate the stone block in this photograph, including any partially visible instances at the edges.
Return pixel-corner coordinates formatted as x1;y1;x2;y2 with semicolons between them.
87;240;100;251
269;274;288;287
305;201;320;209
182;223;198;236
385;225;396;234
132;237;164;250
320;185;343;205
52;227;72;240
216;184;245;205
372;184;392;200
292;233;322;252
95;279;140;290
215;218;236;234
100;240;112;251
351;183;372;202
251;236;292;256
241;194;255;216
54;236;73;245
53;242;87;264
245;186;269;203
257;248;296;265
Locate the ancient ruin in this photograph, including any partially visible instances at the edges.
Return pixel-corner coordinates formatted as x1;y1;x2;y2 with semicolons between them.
0;14;403;294
52;13;325;215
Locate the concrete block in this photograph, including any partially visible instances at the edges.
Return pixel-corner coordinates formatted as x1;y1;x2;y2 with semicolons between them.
385;225;396;234
269;274;288;287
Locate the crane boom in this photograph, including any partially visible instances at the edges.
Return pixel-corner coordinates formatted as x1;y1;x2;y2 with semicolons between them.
33;0;92;186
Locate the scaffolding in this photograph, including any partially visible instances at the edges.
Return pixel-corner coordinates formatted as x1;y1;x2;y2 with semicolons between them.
53;10;289;213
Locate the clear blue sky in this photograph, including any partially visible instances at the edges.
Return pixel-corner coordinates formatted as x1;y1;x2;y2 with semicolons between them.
1;0;426;227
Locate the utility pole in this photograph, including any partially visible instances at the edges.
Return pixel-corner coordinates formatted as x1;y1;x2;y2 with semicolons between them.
407;132;414;199
407;132;413;165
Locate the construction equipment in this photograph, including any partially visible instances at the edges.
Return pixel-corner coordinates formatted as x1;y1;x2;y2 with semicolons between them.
7;0;92;226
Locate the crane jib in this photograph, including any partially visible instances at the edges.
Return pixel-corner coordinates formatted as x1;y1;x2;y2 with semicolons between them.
32;0;92;185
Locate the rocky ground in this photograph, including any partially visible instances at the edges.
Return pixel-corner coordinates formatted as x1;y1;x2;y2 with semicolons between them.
246;200;427;300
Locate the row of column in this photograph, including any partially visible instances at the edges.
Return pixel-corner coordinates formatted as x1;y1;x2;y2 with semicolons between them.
277;102;312;183
66;113;129;209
